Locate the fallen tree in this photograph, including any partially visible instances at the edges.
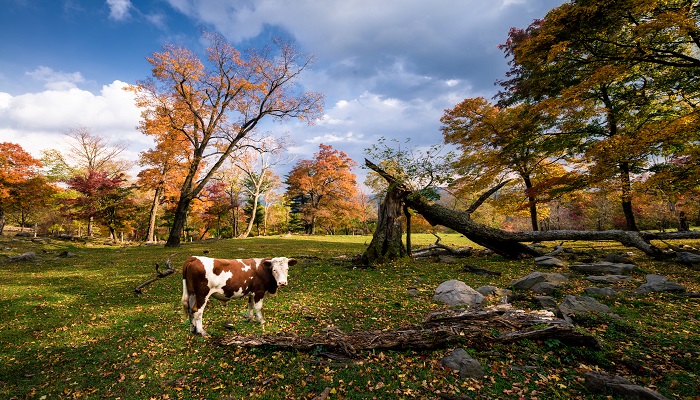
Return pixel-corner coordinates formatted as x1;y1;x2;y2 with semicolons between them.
217;306;600;356
364;159;700;261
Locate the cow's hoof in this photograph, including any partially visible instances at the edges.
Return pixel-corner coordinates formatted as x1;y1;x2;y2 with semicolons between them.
223;320;235;330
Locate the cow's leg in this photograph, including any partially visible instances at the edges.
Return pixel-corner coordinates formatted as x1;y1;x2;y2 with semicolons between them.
245;295;255;321
251;294;265;325
189;293;210;336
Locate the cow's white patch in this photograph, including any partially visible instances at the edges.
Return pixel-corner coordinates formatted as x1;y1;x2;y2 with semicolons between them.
197;256;233;297
240;260;251;272
269;257;290;286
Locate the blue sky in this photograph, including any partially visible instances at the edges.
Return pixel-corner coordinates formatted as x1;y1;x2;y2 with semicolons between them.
0;0;564;184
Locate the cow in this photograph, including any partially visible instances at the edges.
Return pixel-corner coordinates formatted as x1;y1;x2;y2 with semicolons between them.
181;256;297;336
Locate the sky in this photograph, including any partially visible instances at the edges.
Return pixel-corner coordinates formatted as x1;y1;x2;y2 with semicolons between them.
0;0;564;186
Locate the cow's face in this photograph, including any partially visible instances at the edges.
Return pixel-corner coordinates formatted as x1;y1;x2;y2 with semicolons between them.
266;257;297;287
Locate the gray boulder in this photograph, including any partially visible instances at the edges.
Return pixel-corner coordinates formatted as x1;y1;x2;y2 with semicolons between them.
8;251;36;262
510;272;568;295
586;275;630;284
604;253;635;265
434;280;485;308
634;274;686;294
532;295;558;310
534;256;568;268
440;348;485;379
676;252;700;270
570;262;636;275
584;371;669;400
558;295;612;322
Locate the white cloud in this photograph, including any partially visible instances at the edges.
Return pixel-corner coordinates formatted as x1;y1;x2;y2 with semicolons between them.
0;80;145;163
26;66;86;90
107;0;132;21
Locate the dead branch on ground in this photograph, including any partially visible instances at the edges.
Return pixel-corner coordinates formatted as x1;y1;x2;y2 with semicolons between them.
134;255;176;294
217;306;600;357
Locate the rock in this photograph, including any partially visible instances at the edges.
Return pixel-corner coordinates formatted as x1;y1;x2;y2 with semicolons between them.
406;287;419;297
586;275;630;284
433;280;485;308
439;255;459;264
676;252;700;270
584;287;621;297
510;272;568;295
8;251;36;262
584;371;669;400
476;285;498;296
558;295;612;322
634;274;686;294
58;251;77;258
605;253;635;265
532;295;558;310
534;256;568;268
570;262;636;275
439;348;485;379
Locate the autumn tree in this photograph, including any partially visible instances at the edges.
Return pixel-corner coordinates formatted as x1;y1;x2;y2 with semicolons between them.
136;115;191;242
499;1;700;231
7;176;57;232
130;32;323;247
440;98;573;231
0;143;43;235
65;170;134;239
285;144;358;234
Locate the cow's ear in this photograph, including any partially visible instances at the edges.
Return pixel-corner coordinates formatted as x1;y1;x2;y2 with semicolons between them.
288;258;297;267
263;260;273;269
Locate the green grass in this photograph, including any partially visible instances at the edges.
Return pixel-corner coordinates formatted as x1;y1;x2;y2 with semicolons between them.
0;234;698;399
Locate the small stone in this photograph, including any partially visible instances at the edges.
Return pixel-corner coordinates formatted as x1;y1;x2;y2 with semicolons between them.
534;256;568;268
433;280;484;308
532;295;558;310
439;348;485;379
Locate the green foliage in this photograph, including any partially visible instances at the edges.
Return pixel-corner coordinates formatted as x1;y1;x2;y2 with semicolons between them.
0;235;698;399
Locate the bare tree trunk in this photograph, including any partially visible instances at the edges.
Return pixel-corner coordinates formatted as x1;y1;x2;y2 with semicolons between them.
146;187;162;242
361;182;407;265
166;195;193;247
240;193;260;238
0;208;5;235
619;161;639;231
404;204;412;257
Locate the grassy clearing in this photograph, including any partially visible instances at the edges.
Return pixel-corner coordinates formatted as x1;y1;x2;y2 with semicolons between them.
0;233;698;399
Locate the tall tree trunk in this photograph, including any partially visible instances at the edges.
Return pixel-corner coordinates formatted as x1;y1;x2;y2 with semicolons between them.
240;194;260;238
619;162;639;231
403;204;412;257
361;183;407;265
0;208;5;235
166;195;193;247
87;216;93;237
522;174;539;231
146;187;162;242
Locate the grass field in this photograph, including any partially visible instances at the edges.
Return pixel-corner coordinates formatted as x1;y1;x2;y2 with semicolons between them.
1;233;698;399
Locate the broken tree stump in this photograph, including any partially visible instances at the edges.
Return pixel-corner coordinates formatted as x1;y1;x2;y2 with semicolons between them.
217;306;600;356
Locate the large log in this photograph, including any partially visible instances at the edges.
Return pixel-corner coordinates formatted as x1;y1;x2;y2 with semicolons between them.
217;307;600;356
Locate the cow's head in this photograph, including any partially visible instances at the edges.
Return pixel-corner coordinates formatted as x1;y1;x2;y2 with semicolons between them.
265;257;297;287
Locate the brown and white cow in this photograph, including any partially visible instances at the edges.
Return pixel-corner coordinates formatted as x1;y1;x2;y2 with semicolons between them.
181;256;297;336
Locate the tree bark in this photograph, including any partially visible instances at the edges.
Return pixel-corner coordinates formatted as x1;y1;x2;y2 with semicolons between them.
522;174;539;231
619;161;639;231
146;187;162;242
361;181;407;265
0;208;5;235
166;194;193;247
